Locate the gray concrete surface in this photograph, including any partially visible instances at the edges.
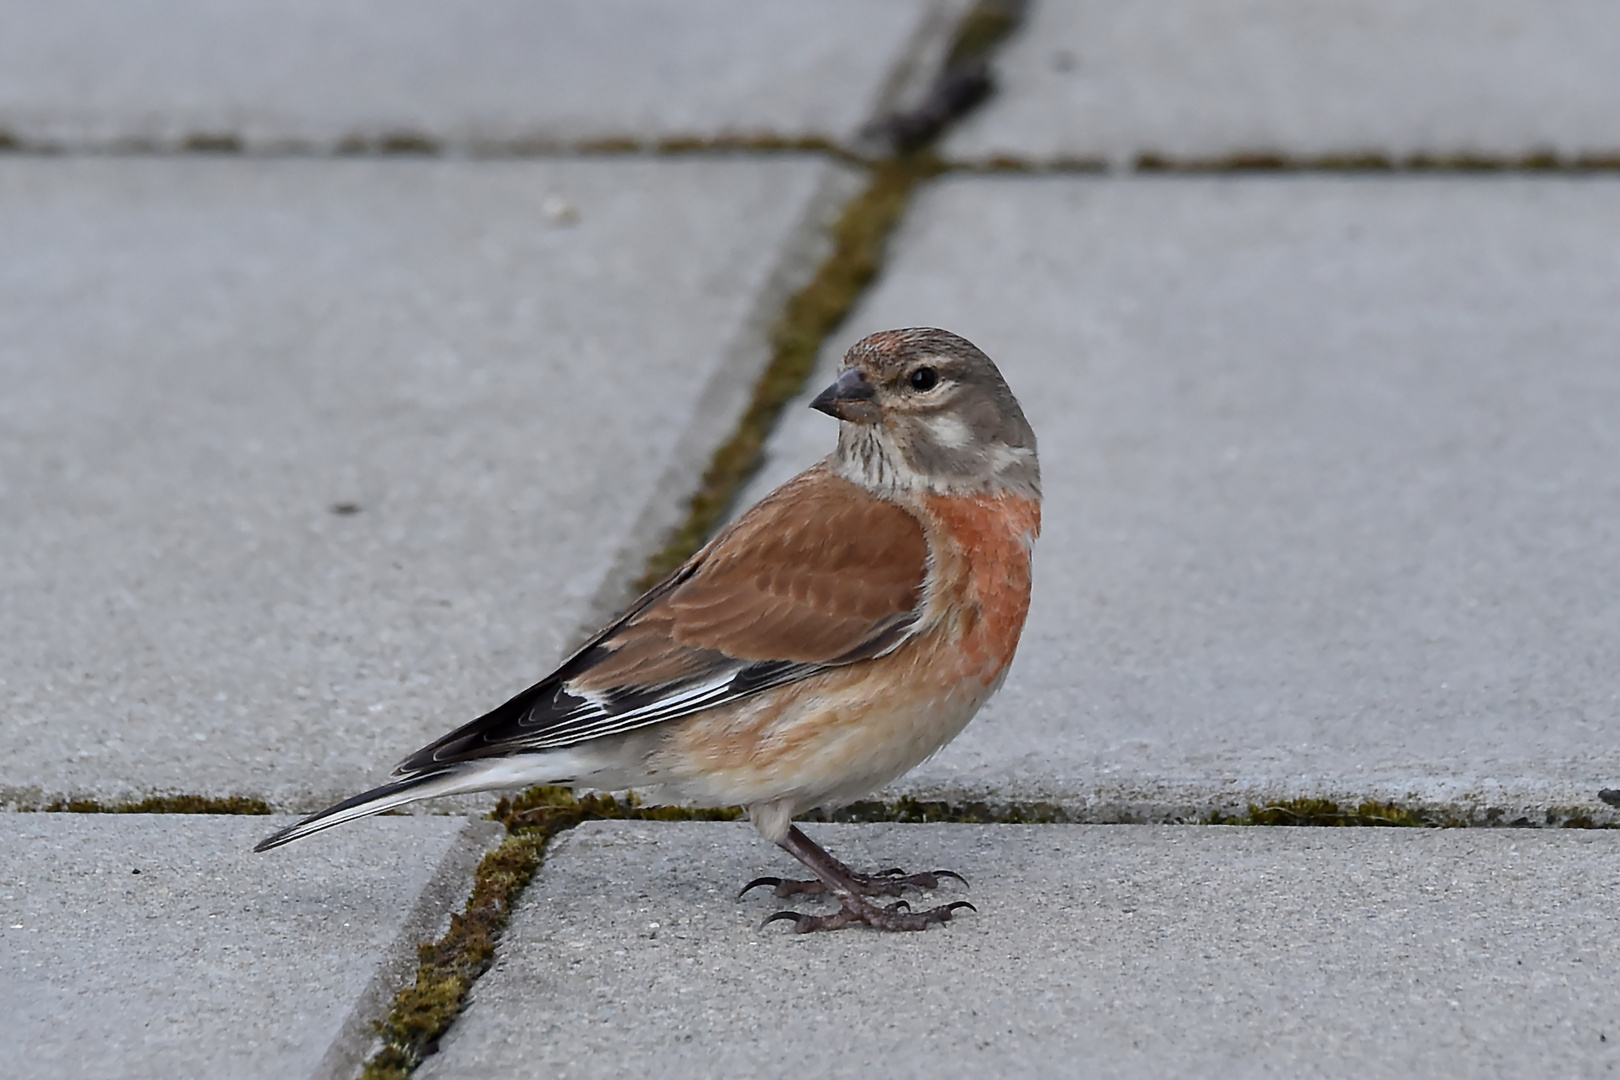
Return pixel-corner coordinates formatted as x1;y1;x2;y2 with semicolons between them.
0;812;499;1080
422;821;1620;1079
0;156;854;810
0;0;949;152
948;0;1620;167
744;175;1620;821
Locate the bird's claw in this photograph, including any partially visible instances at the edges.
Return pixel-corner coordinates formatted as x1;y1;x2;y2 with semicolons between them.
760;909;813;930
738;865;969;900
738;876;783;899
759;896;976;933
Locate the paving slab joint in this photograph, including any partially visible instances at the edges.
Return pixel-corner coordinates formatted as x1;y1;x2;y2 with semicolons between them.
0;128;859;161
360;790;741;1080
821;792;1619;829
943;149;1620;175
1222;798;1618;830
315;818;505;1080
8;793;271;814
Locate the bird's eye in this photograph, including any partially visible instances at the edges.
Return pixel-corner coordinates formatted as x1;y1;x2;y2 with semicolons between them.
908;366;939;392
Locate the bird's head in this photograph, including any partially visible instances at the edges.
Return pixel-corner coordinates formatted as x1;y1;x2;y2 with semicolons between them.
812;327;1039;500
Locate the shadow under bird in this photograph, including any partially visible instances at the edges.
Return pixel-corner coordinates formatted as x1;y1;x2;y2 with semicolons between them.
257;327;1040;932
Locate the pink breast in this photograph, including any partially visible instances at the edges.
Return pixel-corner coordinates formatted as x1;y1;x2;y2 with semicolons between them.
923;494;1041;683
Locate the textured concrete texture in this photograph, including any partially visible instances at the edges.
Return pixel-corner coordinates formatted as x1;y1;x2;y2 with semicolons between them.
0;813;499;1080
947;0;1620;166
422;821;1620;1079
0;0;951;152
0;156;854;809
744;176;1620;820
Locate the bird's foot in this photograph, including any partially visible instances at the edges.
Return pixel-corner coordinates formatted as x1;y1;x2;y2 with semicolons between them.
761;896;975;933
738;866;966;900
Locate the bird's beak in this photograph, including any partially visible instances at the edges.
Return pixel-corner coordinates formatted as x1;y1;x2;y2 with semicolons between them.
810;368;880;424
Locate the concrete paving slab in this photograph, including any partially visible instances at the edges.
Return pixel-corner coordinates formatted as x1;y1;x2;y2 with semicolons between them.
0;812;499;1080
743;176;1620;821
421;821;1620;1079
948;0;1620;167
0;156;854;809
0;0;947;152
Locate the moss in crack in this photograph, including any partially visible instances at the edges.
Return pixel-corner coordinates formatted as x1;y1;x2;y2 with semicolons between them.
803;795;1073;824
1207;798;1465;828
378;133;442;155
631;151;946;593
465;134;849;159
181;132;243;153
361;789;739;1080
574;136;644;154
654;133;849;159
1545;807;1618;829
1132;148;1620;174
362;830;545;1080
35;794;271;814
949;154;1109;174
335;132;444;156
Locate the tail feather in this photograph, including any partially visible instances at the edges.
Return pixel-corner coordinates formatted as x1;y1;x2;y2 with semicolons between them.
254;770;466;852
254;753;584;852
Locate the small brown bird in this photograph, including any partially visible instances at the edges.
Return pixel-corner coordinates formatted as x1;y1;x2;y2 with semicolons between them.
257;327;1040;932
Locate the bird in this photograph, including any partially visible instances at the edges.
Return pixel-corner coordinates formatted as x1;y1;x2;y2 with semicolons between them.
256;327;1040;932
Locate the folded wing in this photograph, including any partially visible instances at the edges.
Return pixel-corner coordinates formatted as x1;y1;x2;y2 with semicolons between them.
394;466;929;773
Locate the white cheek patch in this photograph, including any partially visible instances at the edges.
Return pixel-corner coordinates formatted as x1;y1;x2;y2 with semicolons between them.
927;414;973;449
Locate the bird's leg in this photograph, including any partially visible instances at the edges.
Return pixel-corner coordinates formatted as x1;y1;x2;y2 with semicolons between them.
747;825;974;933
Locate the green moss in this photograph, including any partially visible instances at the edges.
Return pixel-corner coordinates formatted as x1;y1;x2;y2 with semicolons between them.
976;155;1035;173
1405;151;1506;172
362;831;547;1080
181;132;243;153
0;129;23;151
803;795;1072;825
1545;807;1617;829
1207;798;1465;828
653;133;847;158
1128;149;1620;174
37;794;271;814
950;155;1107;175
574;136;644;154
631;152;945;592
333;132;442;156
361;788;739;1079
378;133;442;156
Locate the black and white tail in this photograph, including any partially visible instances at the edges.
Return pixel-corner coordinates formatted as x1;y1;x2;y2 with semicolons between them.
253;755;576;852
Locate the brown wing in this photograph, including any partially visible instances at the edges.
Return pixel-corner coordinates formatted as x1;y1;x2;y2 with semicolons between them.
575;466;928;687
394;465;928;771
